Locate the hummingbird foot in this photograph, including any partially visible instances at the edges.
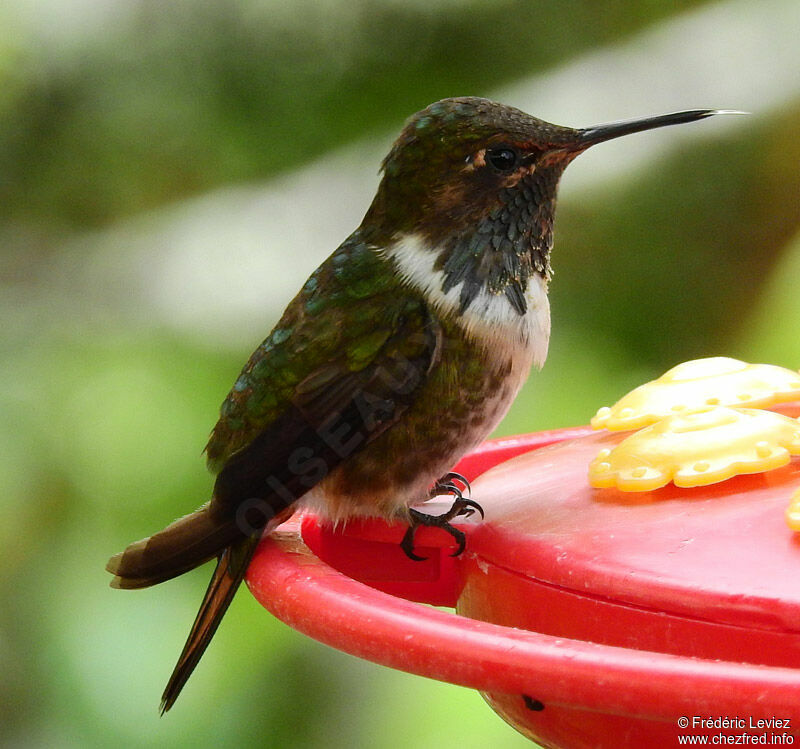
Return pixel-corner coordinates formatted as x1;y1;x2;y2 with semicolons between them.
400;495;485;562
429;471;471;499
429;472;483;523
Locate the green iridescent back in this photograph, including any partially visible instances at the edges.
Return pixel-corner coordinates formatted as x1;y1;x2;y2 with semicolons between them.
205;232;422;472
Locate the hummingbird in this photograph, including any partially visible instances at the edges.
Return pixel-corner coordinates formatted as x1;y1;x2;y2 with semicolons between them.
107;97;725;712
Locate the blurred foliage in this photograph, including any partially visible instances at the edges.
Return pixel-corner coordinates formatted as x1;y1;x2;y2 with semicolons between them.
0;0;704;233
738;229;800;364
2;0;799;747
554;101;800;365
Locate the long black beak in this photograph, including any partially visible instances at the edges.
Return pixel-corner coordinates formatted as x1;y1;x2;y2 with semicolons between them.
573;109;746;149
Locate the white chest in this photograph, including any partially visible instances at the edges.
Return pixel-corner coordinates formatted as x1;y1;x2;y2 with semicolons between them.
383;233;552;368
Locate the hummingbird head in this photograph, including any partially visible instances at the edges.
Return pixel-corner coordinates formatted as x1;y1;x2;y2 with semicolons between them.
364;97;724;318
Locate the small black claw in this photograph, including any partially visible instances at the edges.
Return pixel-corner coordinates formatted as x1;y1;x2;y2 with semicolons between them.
447;526;467;558
400;524;427;561
431;471;471;497
399;496;483;561
442;471;472;495
437;496;484;523
454;497;485;520
430;481;462;502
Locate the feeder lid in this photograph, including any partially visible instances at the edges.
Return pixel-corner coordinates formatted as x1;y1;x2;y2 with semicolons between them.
246;357;800;742
247;420;800;737
467;416;800;633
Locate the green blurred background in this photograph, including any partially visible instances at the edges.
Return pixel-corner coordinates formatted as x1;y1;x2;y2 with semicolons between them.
2;0;799;746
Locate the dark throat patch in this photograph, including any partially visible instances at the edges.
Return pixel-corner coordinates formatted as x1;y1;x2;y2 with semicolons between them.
434;166;562;316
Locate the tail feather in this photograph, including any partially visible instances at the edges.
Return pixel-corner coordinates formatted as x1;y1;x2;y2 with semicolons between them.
107;507;241;589
108;503;292;712
160;534;260;713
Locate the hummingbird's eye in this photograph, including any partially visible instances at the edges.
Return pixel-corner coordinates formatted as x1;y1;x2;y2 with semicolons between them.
486;147;519;172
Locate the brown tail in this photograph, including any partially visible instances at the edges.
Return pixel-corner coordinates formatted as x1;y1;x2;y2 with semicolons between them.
108;505;289;712
106;506;241;589
159;534;260;713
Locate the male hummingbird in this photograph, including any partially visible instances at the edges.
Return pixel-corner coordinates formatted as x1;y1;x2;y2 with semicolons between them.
107;97;724;712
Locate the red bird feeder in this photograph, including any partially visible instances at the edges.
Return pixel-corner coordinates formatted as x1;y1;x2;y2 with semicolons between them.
246;359;800;748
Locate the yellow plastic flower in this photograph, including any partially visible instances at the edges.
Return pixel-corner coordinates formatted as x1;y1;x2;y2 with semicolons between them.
591;357;800;432
589;406;800;492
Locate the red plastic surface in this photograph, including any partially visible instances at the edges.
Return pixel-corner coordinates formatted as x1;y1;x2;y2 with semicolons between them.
299;426;594;606
245;421;800;747
463;430;800;659
249;519;800;704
